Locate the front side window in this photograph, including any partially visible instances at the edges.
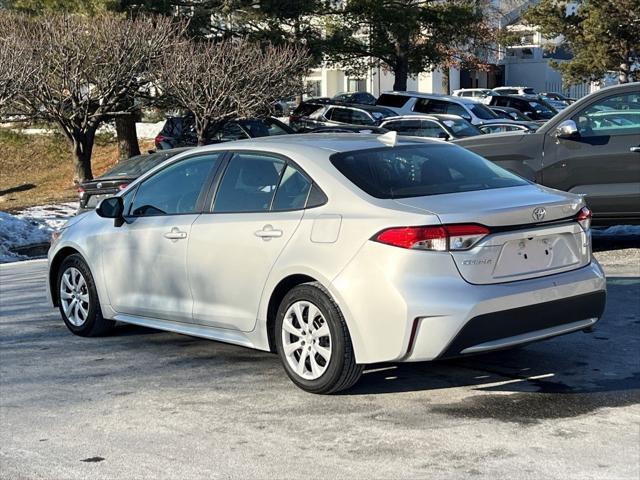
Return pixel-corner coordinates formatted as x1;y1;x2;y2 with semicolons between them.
445;103;469;118
213;153;285;213
441;118;482;137
573;92;640;137
330;145;528;199
350;109;374;125
130;154;220;216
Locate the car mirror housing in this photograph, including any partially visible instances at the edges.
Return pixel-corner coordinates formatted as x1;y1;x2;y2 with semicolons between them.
96;196;125;226
555;119;579;139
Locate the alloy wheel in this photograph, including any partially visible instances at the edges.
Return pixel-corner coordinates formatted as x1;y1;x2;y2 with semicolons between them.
59;267;90;327
281;300;332;380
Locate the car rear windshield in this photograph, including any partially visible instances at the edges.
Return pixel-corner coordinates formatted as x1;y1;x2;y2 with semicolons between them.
100;151;178;178
330;144;528;199
376;94;411;108
470;103;498;120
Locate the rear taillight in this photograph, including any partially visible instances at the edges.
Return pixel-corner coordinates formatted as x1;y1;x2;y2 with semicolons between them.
576;206;592;232
77;186;85;196
154;134;165;145
118;183;129;191
374;224;490;251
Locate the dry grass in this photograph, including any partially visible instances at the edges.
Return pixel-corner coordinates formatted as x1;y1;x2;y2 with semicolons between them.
0;129;154;212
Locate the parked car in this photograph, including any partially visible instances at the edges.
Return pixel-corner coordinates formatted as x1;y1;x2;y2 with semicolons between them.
380;114;482;140
331;91;377;105
492;86;538;97
452;88;500;104
48;134;606;394
540;92;576;104
290;103;396;131
77;148;192;212
155;116;294;149
454;82;640;225
376;91;504;125
478;121;540;134
488;95;559;122
308;125;388;134
489;105;534;122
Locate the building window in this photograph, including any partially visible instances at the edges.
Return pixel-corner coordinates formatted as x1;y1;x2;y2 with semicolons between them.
306;80;321;98
347;78;366;92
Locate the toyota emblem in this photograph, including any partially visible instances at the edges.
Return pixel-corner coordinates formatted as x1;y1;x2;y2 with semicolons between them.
96;182;102;189
532;207;546;221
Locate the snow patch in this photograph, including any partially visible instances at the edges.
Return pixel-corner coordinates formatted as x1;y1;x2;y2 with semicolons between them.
1;202;78;263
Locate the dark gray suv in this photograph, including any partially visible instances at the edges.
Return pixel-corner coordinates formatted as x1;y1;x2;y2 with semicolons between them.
454;82;640;225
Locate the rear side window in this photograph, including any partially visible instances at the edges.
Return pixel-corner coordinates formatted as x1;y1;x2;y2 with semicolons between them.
330;145;527;199
350;109;374;125
213;153;285;213
272;165;312;210
414;99;448;114
328;107;353;123
377;94;411;108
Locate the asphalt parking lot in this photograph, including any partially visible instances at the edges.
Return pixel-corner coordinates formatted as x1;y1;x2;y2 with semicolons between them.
1;249;639;479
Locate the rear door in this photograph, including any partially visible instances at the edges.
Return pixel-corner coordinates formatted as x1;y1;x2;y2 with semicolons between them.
188;151;313;331
542;90;640;221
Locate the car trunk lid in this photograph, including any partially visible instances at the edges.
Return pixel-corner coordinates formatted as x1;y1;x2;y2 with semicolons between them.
393;185;590;284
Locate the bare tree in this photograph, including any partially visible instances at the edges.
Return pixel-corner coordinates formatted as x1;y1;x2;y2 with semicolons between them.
155;38;311;146
0;12;184;183
0;14;37;116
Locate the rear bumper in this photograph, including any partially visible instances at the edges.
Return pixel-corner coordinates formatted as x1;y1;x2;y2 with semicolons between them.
437;290;606;358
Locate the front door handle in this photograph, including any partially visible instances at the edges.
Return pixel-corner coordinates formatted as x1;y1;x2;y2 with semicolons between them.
164;227;187;241
630;146;640;153
254;224;283;240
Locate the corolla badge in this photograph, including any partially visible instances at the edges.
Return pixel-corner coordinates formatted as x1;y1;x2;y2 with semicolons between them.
532;207;546;221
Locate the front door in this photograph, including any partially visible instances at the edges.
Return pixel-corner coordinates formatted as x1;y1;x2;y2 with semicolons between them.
101;153;222;321
543;90;640;221
188;151;312;332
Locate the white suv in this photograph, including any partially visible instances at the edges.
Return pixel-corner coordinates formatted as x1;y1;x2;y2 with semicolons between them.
452;88;500;104
376;91;503;125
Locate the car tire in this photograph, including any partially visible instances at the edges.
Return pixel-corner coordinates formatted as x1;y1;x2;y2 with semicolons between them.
56;254;115;337
275;282;363;394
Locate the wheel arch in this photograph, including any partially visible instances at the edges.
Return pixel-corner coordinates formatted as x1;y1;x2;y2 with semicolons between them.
265;273;317;352
49;246;82;306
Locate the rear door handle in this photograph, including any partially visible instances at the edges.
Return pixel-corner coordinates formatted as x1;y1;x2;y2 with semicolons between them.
630;146;640;153
164;227;187;241
255;224;283;240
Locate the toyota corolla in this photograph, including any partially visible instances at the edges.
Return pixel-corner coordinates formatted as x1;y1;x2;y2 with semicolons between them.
47;133;606;394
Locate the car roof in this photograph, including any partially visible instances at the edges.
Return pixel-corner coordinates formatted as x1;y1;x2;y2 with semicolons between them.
381;114;463;122
380;91;476;104
324;103;394;113
183;133;441;155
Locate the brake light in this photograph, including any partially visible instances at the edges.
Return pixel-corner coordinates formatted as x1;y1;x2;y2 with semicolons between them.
77;186;85;196
374;224;490;251
118;183;129;191
576;206;592;232
154;134;165;145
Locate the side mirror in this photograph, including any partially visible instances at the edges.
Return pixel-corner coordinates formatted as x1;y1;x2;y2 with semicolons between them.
437;131;450;140
555;119;579;139
462;114;472;122
96;196;125;226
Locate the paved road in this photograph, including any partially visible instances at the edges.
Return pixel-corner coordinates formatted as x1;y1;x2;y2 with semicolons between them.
1;256;639;480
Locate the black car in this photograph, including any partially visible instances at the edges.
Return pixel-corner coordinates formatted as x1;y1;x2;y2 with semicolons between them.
290;103;396;132
489;105;534;122
454;82;640;225
331;91;377;105
155;116;293;149
78;148;192;211
488;95;558;122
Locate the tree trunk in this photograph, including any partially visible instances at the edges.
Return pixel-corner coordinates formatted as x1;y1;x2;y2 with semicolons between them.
70;129;96;184
392;56;409;91
441;67;450;95
619;62;630;84
115;114;140;160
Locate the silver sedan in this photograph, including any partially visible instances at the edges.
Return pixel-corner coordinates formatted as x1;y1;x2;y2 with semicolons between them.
47;133;606;393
